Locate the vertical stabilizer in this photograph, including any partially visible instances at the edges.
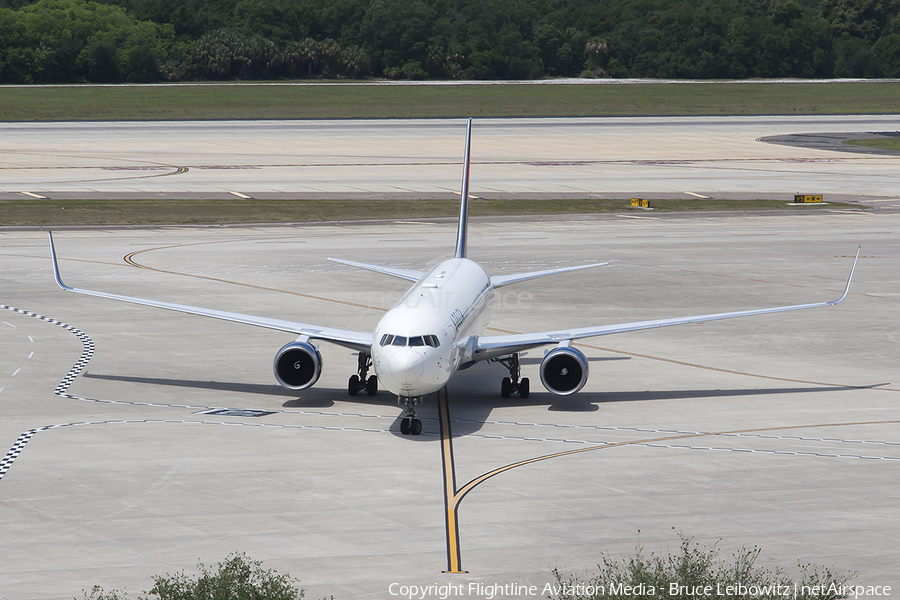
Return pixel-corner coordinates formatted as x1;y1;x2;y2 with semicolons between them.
454;118;472;259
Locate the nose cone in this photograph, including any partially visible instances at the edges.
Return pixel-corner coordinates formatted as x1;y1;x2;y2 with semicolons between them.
389;349;425;386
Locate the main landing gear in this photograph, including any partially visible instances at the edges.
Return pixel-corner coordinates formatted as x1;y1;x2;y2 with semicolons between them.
492;353;530;399
348;352;377;397
399;396;423;435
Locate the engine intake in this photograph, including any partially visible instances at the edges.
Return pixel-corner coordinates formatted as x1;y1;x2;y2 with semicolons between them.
273;341;322;390
540;345;589;395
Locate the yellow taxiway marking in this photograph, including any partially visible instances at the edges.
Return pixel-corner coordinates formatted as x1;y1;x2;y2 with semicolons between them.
124;238;899;571
438;387;465;573
124;242;384;312
438;385;900;574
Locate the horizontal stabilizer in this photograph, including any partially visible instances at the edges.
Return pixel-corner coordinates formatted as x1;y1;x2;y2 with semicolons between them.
490;261;609;288
327;257;425;282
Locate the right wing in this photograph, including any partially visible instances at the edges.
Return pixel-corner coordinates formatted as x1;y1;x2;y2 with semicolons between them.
463;248;860;363
50;232;373;353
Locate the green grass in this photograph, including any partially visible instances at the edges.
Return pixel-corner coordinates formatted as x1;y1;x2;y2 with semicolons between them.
842;137;900;151
2;81;900;121
0;197;859;227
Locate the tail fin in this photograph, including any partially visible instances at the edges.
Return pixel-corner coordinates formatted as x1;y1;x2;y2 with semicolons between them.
454;118;472;259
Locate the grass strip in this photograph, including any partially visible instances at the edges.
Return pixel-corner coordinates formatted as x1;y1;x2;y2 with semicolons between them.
2;81;900;121
0;197;859;227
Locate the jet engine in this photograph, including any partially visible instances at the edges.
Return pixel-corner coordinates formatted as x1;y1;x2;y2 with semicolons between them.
539;344;589;395
273;340;322;390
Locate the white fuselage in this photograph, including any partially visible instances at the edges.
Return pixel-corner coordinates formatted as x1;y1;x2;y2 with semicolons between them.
371;258;493;398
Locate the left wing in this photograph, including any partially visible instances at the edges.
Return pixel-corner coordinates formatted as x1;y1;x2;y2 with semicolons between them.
462;248;860;363
49;232;373;353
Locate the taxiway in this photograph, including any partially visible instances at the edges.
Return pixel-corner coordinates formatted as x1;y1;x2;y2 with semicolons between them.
1;211;898;598
2;116;900;205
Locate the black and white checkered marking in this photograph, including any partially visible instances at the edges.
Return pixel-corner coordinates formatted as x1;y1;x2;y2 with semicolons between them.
0;304;96;481
0;428;43;480
0;304;94;399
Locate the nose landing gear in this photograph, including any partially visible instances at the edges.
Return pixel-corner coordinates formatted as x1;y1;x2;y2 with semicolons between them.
348;352;378;397
398;396;423;435
493;353;530;399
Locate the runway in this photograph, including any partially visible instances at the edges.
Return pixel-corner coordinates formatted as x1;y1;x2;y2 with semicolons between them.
2;116;900;205
1;210;898;598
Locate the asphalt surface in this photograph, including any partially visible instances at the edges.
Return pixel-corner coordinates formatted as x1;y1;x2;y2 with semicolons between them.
2;116;900;206
1;212;898;599
1;116;899;599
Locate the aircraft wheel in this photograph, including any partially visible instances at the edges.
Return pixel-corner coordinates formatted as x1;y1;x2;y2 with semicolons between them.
410;418;423;435
400;418;411;435
366;376;378;396
348;375;359;396
519;377;530;399
501;377;512;398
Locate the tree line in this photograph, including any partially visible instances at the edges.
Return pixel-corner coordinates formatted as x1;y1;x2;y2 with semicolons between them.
1;0;899;84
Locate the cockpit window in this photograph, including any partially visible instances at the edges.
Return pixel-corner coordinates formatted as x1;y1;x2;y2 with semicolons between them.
380;334;440;347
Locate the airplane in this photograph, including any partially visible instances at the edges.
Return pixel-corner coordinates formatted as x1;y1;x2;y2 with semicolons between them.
48;119;859;436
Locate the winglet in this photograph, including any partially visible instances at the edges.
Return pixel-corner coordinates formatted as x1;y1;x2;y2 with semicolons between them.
48;230;73;291
829;245;860;305
454;118;472;259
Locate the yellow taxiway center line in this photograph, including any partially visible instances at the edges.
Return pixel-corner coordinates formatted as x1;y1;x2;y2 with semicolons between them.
438;387;466;573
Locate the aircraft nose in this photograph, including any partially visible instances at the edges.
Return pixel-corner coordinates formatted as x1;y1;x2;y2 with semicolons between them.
389;349;425;385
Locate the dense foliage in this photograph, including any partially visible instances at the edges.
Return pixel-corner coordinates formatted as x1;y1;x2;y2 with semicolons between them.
551;533;856;600
82;553;307;599
2;0;900;83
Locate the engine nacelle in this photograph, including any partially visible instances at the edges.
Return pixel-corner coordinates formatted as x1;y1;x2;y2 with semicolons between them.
539;345;589;395
273;341;322;390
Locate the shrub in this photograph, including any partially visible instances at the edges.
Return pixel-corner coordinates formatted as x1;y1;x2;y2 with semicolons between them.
80;553;307;600
550;532;855;600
